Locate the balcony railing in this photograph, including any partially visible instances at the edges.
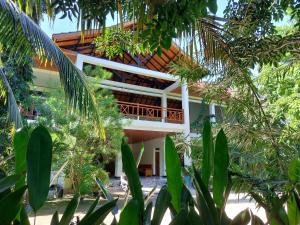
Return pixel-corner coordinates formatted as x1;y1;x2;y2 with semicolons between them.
117;101;184;124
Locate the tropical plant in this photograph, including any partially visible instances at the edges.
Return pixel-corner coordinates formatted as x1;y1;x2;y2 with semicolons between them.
0;125;117;225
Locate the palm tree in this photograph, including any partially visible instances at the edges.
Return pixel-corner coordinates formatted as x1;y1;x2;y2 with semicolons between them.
0;0;102;135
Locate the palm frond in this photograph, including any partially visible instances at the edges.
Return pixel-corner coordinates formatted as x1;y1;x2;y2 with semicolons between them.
0;0;104;138
0;68;22;129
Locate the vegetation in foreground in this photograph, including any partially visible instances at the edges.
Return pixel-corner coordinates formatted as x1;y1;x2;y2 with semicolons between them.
1;121;300;225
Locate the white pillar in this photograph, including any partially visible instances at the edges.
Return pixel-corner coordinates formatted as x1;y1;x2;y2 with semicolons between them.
209;103;216;123
114;152;122;177
75;55;84;71
181;81;192;166
161;137;166;176
161;93;167;122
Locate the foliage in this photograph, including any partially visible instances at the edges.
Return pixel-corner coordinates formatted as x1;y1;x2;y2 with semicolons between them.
33;85;122;194
0;0;103;134
94;28;151;59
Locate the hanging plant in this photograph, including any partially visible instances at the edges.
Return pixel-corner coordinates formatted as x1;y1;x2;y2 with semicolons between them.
94;28;151;59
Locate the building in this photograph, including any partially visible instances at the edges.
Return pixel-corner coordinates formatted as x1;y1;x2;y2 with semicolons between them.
32;23;223;178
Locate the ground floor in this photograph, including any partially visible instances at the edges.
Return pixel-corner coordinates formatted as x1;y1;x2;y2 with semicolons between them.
113;129;173;178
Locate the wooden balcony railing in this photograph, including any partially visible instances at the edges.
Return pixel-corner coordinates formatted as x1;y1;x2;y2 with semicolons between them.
117;101;184;124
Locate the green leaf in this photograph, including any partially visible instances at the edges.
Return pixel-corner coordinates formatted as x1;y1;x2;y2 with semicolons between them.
207;0;218;14
86;195;100;216
51;211;59;225
144;202;153;225
288;193;300;225
202;119;214;188
19;206;31;225
169;209;189;225
121;141;144;212
59;194;79;225
288;159;300;182
136;144;144;167
13;127;29;189
95;177;118;215
0;186;27;225
152;185;171;225
78;199;117;225
27;125;53;212
187;207;203;225
0;174;22;193
165;135;183;212
213;129;229;208
118;199;140;225
230;209;250;225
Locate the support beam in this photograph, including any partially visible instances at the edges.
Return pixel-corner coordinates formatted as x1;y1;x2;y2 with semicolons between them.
209;104;216;123
76;53;177;81
163;80;179;93
161;93;167;122
115;152;122;177
181;81;192;166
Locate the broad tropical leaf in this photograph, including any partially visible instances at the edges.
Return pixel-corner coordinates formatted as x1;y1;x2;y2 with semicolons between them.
13;127;29;189
0;174;22;193
144;202;153;225
0;186;27;225
51;211;59;225
78;199;117;225
202;119;214;188
213;129;229;208
121;141;144;213
230;209;250;225
27;125;52;212
59;194;80;225
288;159;300;182
152;185;171;225
165;135;183;212
118;199;140;225
169;209;189;225
288;193;300;225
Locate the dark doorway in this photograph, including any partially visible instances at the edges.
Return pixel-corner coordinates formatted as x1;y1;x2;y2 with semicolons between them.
155;150;160;176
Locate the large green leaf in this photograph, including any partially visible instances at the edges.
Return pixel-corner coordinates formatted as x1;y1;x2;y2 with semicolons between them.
86;195;100;216
288;193;300;225
207;0;218;14
187;207;203;225
193;167;218;225
202;119;214;188
169;209;189;225
152;185;171;225
0;186;27;225
59;194;80;225
213;129;229;208
136;144;145;167
121;141;144;212
165;135;183;212
230;209;250;225
144;202;153;225
13;127;29;189
27;125;53;212
78;199;117;225
51;211;59;225
118;199;140;225
288;159;300;182
0;174;22;193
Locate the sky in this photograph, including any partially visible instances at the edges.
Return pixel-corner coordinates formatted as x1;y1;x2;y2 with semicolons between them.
41;0;228;37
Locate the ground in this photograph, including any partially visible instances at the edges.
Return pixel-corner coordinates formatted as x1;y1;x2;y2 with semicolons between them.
29;177;267;224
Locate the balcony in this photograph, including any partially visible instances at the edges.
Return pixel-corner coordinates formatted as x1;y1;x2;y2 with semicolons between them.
117;101;184;124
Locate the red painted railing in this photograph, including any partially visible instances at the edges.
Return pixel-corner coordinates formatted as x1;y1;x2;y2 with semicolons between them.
117;101;184;124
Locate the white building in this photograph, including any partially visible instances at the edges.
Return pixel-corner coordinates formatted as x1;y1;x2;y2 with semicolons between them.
32;23;223;178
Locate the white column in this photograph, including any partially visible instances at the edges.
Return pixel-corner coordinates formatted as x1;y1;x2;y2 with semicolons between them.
209;103;216;123
181;81;192;166
114;152;122;177
75;55;84;71
161;137;166;176
161;93;167;122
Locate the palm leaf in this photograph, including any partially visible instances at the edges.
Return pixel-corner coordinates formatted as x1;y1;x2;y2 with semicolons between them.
0;68;22;128
0;0;104;137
